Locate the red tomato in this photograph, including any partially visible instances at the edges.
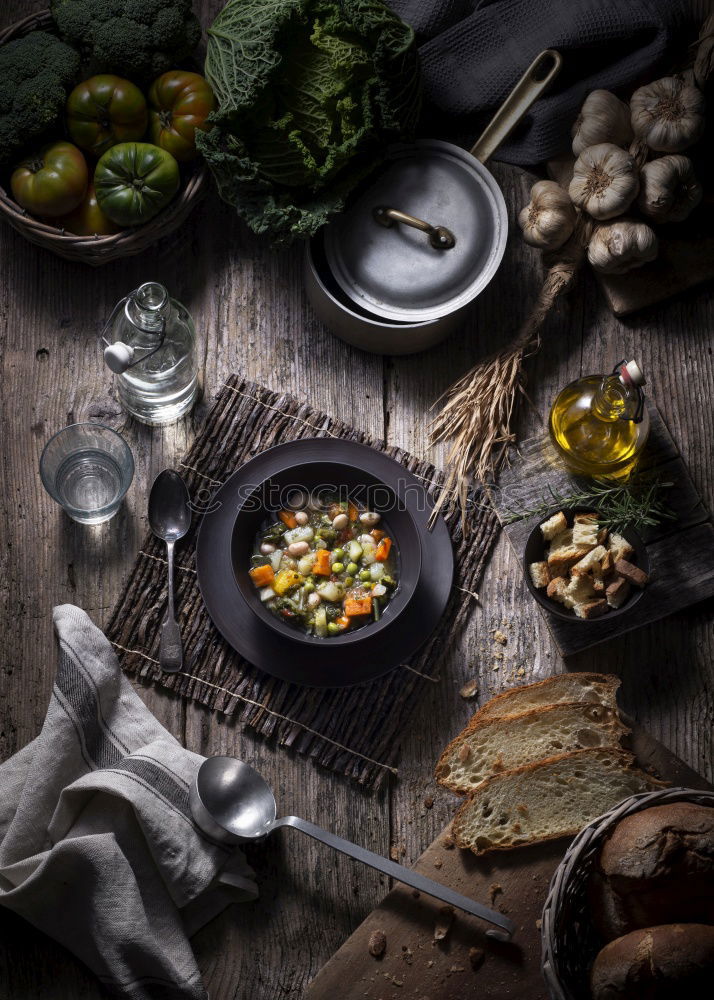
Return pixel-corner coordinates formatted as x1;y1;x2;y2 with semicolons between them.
57;182;122;236
148;71;215;162
11;142;88;218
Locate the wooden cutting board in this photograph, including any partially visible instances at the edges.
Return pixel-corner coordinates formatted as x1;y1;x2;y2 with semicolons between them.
306;724;711;1000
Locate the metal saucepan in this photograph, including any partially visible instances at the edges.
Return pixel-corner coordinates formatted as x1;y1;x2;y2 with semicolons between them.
305;49;562;354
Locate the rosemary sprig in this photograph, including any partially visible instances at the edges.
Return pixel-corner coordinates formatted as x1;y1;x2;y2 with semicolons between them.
502;475;677;534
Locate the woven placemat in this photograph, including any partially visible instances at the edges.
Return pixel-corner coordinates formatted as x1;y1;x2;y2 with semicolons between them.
106;374;499;789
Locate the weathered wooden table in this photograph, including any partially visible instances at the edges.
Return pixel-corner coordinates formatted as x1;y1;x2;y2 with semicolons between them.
1;2;713;997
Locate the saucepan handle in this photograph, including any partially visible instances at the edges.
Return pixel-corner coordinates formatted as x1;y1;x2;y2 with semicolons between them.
469;49;562;164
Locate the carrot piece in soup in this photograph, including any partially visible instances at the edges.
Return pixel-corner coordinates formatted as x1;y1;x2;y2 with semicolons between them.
335;615;351;628
249;564;275;588
278;510;297;529
344;596;372;617
313;549;332;576
375;537;392;562
347;502;359;522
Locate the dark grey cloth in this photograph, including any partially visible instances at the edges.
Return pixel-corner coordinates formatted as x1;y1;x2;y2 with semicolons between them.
388;0;690;164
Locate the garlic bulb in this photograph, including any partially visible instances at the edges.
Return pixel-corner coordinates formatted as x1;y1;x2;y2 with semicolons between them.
569;143;639;220
630;77;705;152
588;219;658;274
518;180;577;250
637;154;703;223
571;90;633;155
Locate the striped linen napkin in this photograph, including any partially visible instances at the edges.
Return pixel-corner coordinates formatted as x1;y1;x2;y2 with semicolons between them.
0;604;257;1000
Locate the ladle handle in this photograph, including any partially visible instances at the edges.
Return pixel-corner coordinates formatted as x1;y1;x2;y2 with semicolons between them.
469;49;562;164
272;816;514;940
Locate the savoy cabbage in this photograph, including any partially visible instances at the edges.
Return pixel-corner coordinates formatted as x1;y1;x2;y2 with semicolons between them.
198;0;421;244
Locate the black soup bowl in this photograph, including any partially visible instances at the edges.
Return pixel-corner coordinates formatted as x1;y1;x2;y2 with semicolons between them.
231;460;422;646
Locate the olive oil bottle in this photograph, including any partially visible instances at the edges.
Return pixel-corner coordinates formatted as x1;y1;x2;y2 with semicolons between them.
549;360;650;479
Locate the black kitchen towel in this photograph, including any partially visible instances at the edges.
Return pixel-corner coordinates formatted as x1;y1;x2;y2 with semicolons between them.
388;0;690;164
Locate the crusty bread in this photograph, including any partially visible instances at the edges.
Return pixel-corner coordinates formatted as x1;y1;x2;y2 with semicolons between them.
589;802;714;940
469;673;621;727
452;748;664;855
435;702;629;795
591;924;714;1000
547;529;592;577
608;532;634;563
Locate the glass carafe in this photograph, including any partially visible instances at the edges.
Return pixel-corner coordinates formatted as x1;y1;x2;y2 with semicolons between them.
102;282;198;426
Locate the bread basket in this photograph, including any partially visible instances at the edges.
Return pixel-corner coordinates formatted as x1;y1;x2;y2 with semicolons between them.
541;786;714;1000
0;10;209;265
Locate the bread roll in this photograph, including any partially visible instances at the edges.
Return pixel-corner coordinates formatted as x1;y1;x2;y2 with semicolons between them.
589;803;714;939
590;923;714;999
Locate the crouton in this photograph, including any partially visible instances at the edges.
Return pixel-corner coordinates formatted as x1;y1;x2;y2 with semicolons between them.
573;513;600;548
601;550;614;576
566;573;596;606
573;598;609;620
570;545;607;576
529;561;550;589
608;532;634;563
547;530;592;577
614;559;649;588
546;577;570;605
606;577;631;609
540;511;568;541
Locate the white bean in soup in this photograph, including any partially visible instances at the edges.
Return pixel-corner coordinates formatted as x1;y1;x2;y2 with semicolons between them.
248;497;398;637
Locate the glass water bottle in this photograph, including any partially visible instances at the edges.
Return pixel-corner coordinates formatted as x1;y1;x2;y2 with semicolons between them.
102;282;198;426
548;360;650;479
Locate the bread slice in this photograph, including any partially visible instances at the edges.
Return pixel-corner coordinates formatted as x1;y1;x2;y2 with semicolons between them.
452;748;666;856
469;673;621;727
435;702;630;795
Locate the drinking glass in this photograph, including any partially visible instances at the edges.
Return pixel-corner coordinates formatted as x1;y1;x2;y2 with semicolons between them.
40;423;134;524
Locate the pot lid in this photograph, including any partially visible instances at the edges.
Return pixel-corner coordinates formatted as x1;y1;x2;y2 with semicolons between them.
324;139;508;323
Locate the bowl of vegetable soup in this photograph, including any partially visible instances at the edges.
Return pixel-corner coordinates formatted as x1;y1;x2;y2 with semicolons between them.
231;461;422;646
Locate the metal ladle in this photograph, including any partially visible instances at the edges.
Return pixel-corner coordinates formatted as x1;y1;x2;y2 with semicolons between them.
190;757;515;941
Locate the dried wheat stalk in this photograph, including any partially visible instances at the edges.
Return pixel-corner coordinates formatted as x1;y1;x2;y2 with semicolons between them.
429;214;592;526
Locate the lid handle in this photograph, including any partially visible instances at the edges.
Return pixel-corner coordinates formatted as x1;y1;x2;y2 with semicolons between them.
373;206;456;250
469;49;563;164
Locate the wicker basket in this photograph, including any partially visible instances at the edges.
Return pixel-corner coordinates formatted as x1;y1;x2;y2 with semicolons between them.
541;786;714;1000
0;10;209;265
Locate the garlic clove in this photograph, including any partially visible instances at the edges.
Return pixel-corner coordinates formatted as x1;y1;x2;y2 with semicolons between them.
518;179;577;251
569;143;639;221
571;89;633;156
587;218;658;274
637;154;703;223
630;76;705;153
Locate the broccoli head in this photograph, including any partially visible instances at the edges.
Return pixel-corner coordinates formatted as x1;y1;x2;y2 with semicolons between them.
51;0;202;84
0;31;80;167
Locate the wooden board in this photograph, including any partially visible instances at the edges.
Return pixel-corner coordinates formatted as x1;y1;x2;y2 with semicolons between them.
306;724;712;1000
492;405;714;657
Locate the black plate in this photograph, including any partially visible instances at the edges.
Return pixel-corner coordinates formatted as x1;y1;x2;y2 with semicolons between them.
196;439;454;688
523;508;649;622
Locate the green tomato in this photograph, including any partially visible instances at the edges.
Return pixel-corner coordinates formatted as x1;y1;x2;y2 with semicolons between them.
94;142;180;226
67;75;148;157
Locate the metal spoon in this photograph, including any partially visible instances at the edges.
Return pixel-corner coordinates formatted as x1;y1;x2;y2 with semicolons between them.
190;756;515;941
148;469;191;673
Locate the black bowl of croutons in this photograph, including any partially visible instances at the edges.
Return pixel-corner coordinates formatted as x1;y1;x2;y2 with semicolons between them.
523;509;650;622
